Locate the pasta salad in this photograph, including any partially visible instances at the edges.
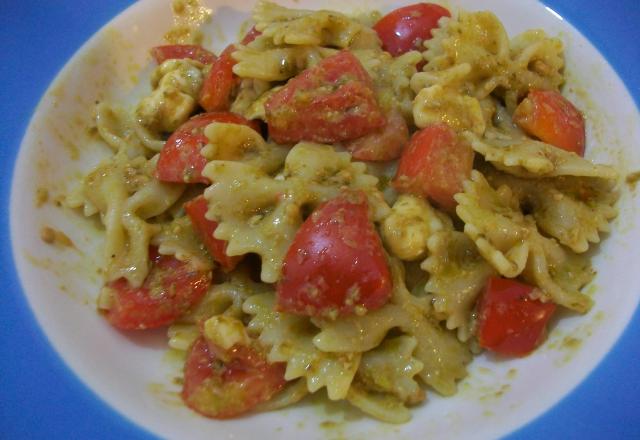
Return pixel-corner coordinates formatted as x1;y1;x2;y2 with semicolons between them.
66;0;619;423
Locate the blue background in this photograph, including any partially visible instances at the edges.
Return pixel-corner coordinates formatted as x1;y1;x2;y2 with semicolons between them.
1;1;638;438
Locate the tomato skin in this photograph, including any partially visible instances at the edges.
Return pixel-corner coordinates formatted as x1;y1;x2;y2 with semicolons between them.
477;277;556;357
104;248;211;330
513;89;586;156
156;112;261;184
393;123;474;212
265;50;385;144
182;337;287;419
198;45;238;112
197;27;260;112
277;191;392;318
240;26;262;45
150;44;217;65
373;3;451;56
345;108;409;161
185;195;243;271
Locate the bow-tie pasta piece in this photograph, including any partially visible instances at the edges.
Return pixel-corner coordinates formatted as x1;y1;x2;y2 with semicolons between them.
353;48;422;120
389;260;471;395
455;170;531;278
151;215;213;272
253;1;373;49
422;230;496;341
464;130;618;179
312;303;408;353
233;83;283;121
422;11;511;98
357;336;425;404
233;45;338;82
202;161;292;283
68;153;185;287
314;260;471;396
486;170;618;253
346;336;424;424
521;234;595;313
202;122;288;173
94;103;150;155
456;171;595;313
230;78;272;118
243;293;361;400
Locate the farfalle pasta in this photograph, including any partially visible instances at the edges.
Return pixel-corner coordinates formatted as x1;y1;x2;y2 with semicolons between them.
455;171;597;313
69;0;619;424
422;230;496;341
252;1;368;48
484;169;618;253
244;292;361;400
465;130;618;179
421;11;511;98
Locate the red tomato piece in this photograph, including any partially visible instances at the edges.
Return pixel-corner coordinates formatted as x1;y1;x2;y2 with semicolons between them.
150;44;217;65
197;28;260;112
156;112;261;184
393;123;474;212
199;45;238;112
345;108;409;161
104;247;211;330
185;195;243;271
265;50;385;144
477;277;556;357
373;3;451;56
241;26;262;45
513;89;586;156
182;337;287;419
277;191;392;318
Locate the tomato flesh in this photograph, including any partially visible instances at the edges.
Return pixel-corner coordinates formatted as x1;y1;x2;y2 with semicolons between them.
185;195;243;271
277;191;392;318
477;277;556;357
182;337;287;419
265;50;385;144
513;89;586;156
198;27;261;112
150;44;217;65
393;122;473;212
198;45;238;112
373;3;451;56
156;112;261;184
104;247;211;330
345;107;409;161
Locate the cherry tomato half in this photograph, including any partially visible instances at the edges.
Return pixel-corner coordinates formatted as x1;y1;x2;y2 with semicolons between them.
513;89;586;156
373;3;451;56
182;337;287;419
477;277;556;357
277;191;392;318
103;247;211;330
393;122;474;212
265;50;385;144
